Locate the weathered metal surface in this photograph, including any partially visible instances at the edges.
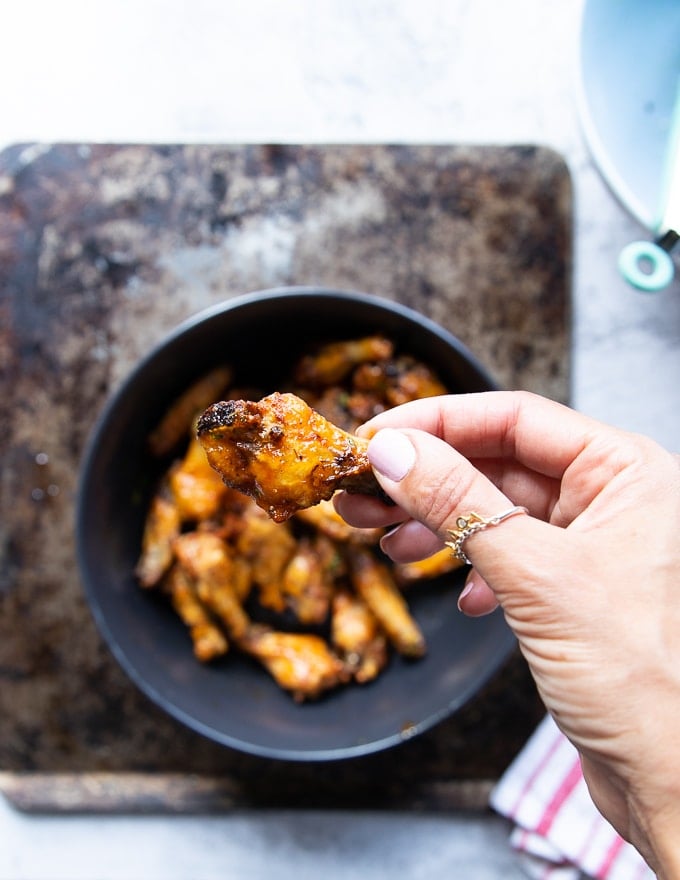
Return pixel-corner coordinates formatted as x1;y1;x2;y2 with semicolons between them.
0;772;496;814
0;143;571;810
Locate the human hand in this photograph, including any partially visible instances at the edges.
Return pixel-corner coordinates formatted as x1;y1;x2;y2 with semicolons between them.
334;391;680;877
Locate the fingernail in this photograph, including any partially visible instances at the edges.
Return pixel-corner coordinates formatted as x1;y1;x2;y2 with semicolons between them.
368;429;416;482
457;577;475;610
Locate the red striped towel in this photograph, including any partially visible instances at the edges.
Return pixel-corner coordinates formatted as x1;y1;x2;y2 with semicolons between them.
490;715;654;880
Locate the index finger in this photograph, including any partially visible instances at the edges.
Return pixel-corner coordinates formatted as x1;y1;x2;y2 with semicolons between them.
358;390;595;480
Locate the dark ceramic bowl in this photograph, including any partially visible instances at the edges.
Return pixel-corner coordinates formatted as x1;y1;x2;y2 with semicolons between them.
76;286;516;761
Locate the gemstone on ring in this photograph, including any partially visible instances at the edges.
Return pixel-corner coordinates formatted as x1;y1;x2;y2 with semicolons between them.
445;506;528;565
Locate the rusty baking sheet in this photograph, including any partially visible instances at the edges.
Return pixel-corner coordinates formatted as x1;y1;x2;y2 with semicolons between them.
0;143;571;812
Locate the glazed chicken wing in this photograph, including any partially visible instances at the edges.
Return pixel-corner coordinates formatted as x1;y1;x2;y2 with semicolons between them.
169;431;229;522
349;547;426;659
331;587;388;684
281;535;335;625
239;625;350;702
197;391;385;523
163;563;228;662
135;487;181;588
147;365;232;457
352;355;448;407
394;545;465;585
294;497;383;545
173;531;250;642
233;500;297;612
293;335;393;387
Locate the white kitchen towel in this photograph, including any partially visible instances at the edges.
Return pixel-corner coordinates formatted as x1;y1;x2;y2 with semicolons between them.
490;714;655;880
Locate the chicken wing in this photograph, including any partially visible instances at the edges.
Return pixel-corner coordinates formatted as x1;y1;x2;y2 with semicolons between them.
293;335;393;387
394;546;465;585
163;563;228;662
196;391;385;523
239;625;350;702
169;431;229;522
331;587;388;684
281;535;336;625
233;500;297;612
349;547;426;658
147;365;232;457
352;355;447;407
173;531;250;641
294;497;383;545
135;486;181;588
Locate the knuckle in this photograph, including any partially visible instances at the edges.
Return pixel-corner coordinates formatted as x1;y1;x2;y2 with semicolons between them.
414;467;477;536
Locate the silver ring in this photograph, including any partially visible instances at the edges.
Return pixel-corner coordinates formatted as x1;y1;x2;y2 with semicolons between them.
445;506;528;564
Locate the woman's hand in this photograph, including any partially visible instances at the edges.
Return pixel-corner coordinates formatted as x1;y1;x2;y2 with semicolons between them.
334;391;680;877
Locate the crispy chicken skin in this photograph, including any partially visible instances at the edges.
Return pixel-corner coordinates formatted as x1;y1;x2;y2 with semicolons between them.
196;391;384;522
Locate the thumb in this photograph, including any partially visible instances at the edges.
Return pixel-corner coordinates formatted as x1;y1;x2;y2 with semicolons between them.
366;427;566;609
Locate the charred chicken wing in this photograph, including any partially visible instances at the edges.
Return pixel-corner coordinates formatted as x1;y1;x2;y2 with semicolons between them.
196;391;384;522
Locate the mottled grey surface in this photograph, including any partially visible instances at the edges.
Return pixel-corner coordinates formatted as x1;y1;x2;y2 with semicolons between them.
0;143;569;808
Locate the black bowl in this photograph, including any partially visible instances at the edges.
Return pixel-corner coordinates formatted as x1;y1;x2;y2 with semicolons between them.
76;287;516;761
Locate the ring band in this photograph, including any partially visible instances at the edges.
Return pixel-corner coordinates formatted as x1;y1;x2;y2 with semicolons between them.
445;506;528;564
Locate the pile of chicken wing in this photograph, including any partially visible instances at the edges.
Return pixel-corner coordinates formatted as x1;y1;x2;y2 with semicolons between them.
135;336;463;702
